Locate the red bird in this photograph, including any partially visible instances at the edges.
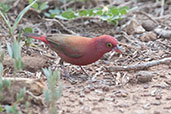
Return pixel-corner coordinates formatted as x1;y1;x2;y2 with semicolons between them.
23;33;121;79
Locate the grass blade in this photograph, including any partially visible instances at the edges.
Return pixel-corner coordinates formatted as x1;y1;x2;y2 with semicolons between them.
12;0;38;33
0;10;11;32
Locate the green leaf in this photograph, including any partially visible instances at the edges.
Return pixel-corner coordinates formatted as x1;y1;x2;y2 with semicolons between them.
40;2;49;11
43;89;50;102
96;10;103;16
3;79;11;89
5;104;18;113
87;9;94;16
0;106;3;112
55;15;68;20
49;9;60;15
24;27;33;33
62;10;77;19
7;43;13;58
0;10;12;33
42;68;52;78
0;2;10;13
119;7;128;15
16;87;26;102
56;84;62;100
12;0;38;34
15;58;24;71
12;40;21;60
0;45;5;63
79;10;88;16
0;64;3;87
110;7;119;15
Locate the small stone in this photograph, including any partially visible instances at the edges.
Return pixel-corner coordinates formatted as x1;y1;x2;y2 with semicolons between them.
136;71;153;83
143;103;151;110
84;88;90;94
79;99;84;105
140;32;157;42
79;92;85;97
151;101;161;105
102;86;110;92
153;111;161;114
155;95;162;100
98;97;104;102
144;84;149;89
124;19;145;35
142;20;157;31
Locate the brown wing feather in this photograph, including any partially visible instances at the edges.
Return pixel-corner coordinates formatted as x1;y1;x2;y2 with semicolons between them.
46;34;91;58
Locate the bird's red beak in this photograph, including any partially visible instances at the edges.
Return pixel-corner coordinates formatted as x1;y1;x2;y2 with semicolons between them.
112;45;121;53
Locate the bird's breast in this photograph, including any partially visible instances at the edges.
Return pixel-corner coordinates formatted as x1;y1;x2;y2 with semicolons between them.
57;46;105;65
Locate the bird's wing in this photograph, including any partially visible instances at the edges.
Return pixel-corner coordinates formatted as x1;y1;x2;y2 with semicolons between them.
46;34;91;58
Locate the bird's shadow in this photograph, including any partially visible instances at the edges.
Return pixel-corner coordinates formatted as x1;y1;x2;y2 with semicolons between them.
62;73;90;84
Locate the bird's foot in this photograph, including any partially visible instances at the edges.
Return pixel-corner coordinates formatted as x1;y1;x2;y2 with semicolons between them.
63;71;77;84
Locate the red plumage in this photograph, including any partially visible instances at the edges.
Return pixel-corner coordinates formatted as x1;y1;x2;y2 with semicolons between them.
23;33;120;65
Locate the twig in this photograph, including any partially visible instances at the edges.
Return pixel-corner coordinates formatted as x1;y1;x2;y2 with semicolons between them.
154;28;171;39
67;16;101;23
134;11;159;24
120;31;143;48
107;57;171;72
13;0;21;8
60;0;75;9
119;42;138;50
44;18;78;35
160;0;165;17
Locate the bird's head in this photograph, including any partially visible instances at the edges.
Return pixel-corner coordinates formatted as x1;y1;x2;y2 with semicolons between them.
94;35;121;54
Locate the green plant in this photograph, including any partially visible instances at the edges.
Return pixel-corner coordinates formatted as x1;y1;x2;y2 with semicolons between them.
5;88;26;114
0;0;38;40
0;106;2;112
0;1;10;13
29;0;49;13
43;68;62;114
5;104;21;114
7;40;24;77
23;27;34;47
45;6;129;25
0;43;30;114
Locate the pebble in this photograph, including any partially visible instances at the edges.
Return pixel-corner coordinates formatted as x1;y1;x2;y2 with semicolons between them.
136;71;153;83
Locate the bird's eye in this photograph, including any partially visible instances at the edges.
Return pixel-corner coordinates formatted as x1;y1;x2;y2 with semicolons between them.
106;43;113;48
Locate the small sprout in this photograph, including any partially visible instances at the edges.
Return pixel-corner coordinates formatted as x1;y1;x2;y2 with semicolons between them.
61;10;77;19
0;1;10;13
16;87;26;103
29;0;49;13
7;40;24;71
23;27;34;47
45;6;129;25
102;6;109;13
42;67;62;114
0;106;3;112
0;0;38;39
5;104;22;114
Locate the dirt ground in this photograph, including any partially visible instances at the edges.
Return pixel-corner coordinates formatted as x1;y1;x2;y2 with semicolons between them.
0;0;171;114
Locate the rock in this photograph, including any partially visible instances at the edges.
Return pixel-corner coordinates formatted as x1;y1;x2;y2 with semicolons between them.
0;77;46;106
102;86;110;92
154;28;171;39
153;111;161;114
136;71;153;83
140;32;157;42
124;19;145;35
142;20;157;31
3;56;49;72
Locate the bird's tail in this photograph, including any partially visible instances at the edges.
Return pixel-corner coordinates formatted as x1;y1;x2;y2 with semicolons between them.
23;33;49;44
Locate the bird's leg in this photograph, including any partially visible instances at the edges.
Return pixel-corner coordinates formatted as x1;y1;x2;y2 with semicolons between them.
59;59;70;78
59;59;76;84
79;66;90;77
